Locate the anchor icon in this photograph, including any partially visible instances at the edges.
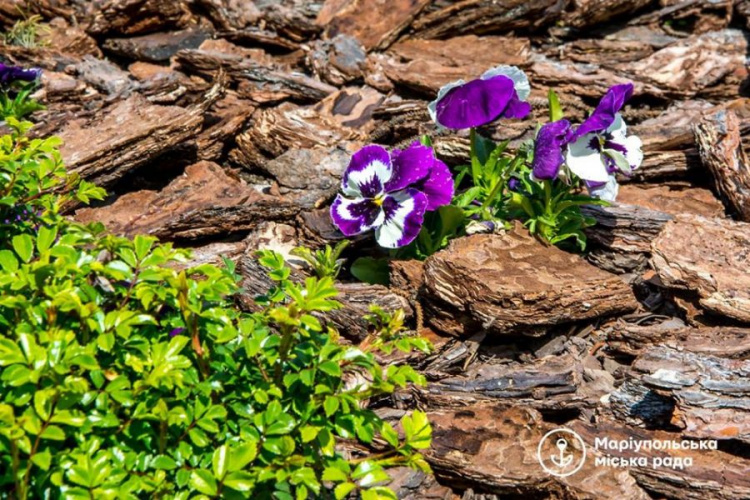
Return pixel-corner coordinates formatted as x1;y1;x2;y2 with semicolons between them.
550;437;574;468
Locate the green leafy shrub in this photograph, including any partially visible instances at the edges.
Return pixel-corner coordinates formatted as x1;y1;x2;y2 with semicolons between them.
0;118;432;497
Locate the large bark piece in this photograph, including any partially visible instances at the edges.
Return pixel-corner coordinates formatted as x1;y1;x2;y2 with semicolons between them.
624;29;747;98
607;321;750;358
317;0;431;50
427;406;650;499
377;35;529;95
74;162;298;240
58;90;216;187
103;26;213;62
423;232;637;337
85;0;192;35
569;419;750;500
611;345;750;443
417;352;611;412
651;215;750;323
409;0;567;39
694;110;750;221
562;0;653;28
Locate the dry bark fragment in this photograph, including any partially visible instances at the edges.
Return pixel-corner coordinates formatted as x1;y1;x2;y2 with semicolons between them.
417;353;602;412
377;35;529;95
85;0;192;35
569;419;750;499
610;345;750;444
307;35;367;86
651;215;750;323
74;161;298;240
316;0;431;50
409;0;566;40
694;109;750;221
615;184;724;218
103;26;213;62
422;231;637;337
624;29;747;98
58;90;213;187
607;321;750;358
231;102;358;169
562;0;652;28
426;406;650;499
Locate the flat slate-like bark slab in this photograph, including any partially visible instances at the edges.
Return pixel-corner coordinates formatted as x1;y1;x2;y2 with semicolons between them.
423;232;638;336
607;321;750;358
651;214;750;323
610;345;750;443
417;353;601;411
75;161;298;240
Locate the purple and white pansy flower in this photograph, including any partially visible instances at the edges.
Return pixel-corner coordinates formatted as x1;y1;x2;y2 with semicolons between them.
427;65;531;129
330;143;453;248
565;83;643;200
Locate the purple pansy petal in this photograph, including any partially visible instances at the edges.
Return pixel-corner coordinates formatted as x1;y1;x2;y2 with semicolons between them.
500;96;531;119
341;145;392;198
428;79;464;126
384;142;433;192
418;158;454;210
169;327;186;337
573;83;633;140
508;177;521;192
0;63;40;86
481;65;530;101
435;75;516;129
375;189;428;249
330;195;384;236
531;119;571;180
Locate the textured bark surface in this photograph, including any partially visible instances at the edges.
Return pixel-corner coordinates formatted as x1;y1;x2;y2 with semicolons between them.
427;406;650;499
423;232;637;336
58;89;217;187
610;345;750;443
74;161;298;240
607;321;750;358
695;110;750;221
651;215;750;323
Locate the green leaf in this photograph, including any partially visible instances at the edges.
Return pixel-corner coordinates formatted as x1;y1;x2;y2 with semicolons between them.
212;444;229;479
324;396;339;417
152;455;178;470
334;483;356;500
350;257;390;286
189;469;218;496
31;450;52;471
322;467;348;482
229;442;258;471
548;89;564;122
12;234;34;263
224;471;255;492
0;250;19;272
36;225;58;253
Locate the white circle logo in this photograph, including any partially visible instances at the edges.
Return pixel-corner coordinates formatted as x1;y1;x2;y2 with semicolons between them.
537;428;586;477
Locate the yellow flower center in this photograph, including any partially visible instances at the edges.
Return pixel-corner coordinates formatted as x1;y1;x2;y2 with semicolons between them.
373;195;385;207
